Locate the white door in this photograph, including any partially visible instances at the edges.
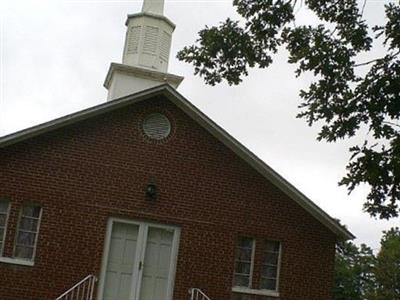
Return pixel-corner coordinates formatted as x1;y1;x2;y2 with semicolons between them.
138;227;174;300
103;223;140;300
99;219;180;300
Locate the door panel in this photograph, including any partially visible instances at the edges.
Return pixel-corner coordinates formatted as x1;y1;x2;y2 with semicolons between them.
103;223;140;300
139;227;174;300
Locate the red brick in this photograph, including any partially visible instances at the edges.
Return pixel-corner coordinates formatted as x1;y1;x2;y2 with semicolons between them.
0;95;336;300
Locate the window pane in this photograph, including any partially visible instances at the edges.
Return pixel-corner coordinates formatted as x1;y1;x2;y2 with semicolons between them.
233;237;254;288
264;252;279;265
0;201;9;227
14;205;42;260
20;218;39;232
0;214;6;227
22;206;41;218
261;240;281;291
265;240;280;252
0;202;9;213
17;231;36;246
262;265;278;278
233;274;250;287
238;237;253;249
235;262;251;275
236;247;253;262
260;278;277;290
0;228;4;254
14;246;34;260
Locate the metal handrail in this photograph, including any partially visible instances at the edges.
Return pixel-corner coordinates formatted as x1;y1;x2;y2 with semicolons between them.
189;288;212;300
55;274;97;300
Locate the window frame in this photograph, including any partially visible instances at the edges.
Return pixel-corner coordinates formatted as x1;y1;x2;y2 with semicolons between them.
231;237;282;298
0;200;11;256
13;204;42;262
260;240;282;292
232;237;256;289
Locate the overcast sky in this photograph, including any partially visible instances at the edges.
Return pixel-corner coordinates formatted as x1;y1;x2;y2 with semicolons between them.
0;0;398;249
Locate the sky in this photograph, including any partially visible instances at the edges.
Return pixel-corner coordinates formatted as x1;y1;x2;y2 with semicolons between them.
0;0;398;250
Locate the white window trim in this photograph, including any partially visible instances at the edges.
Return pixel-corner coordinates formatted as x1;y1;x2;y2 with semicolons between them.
13;205;43;262
97;217;181;300
275;242;282;292
232;286;280;298
0;256;34;266
0;201;11;256
249;239;256;288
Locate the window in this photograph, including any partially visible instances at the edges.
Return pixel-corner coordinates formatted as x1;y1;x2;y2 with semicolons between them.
232;237;282;296
233;237;255;288
14;205;42;260
0;201;10;255
260;240;281;291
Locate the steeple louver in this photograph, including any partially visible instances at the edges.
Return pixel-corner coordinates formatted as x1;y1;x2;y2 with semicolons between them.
122;0;174;73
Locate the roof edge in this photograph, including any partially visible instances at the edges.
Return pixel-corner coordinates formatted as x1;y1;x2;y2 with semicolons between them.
0;84;170;149
103;63;184;89
125;12;176;29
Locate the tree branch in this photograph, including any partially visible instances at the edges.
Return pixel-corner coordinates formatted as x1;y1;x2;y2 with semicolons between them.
354;57;383;67
354;51;400;67
294;0;304;15
329;26;338;38
383;121;400;129
360;0;368;18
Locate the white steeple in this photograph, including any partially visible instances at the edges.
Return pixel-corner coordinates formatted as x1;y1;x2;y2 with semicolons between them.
104;0;183;101
142;0;164;15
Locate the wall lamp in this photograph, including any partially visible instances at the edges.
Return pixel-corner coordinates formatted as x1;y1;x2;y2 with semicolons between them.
145;179;157;200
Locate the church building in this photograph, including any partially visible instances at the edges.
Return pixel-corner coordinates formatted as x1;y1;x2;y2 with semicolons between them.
0;1;353;299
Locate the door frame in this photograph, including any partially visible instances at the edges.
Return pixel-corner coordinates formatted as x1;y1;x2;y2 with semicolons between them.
97;217;181;300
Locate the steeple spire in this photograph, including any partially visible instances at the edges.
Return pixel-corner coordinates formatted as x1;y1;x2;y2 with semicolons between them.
142;0;164;15
103;0;183;101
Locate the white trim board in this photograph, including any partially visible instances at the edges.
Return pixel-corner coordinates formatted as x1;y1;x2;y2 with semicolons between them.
0;84;353;240
232;287;279;298
0;256;35;267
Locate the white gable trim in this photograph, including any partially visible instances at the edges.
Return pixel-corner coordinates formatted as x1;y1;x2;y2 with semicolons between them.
0;84;354;240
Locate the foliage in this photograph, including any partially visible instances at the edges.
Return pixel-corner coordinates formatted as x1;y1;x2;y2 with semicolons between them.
333;228;400;300
177;0;400;219
334;241;375;300
372;227;400;300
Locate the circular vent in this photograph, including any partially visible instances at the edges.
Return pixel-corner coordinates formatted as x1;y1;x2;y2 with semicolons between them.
143;113;171;140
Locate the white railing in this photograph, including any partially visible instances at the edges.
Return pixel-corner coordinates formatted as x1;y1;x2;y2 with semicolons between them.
189;288;211;300
55;274;97;300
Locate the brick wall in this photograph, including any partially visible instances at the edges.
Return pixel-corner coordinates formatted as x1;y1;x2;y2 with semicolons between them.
0;95;336;300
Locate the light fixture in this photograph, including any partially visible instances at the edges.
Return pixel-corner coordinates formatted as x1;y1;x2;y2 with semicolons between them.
145;179;157;200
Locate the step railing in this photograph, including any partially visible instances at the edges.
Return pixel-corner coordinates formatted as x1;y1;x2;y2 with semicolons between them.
55;274;97;300
189;288;211;300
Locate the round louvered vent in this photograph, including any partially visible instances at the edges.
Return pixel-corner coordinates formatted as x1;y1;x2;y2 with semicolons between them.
143;113;171;140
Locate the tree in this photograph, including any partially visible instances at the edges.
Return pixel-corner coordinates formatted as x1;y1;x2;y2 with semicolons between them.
333;241;375;300
177;0;400;219
333;228;400;300
371;227;400;300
